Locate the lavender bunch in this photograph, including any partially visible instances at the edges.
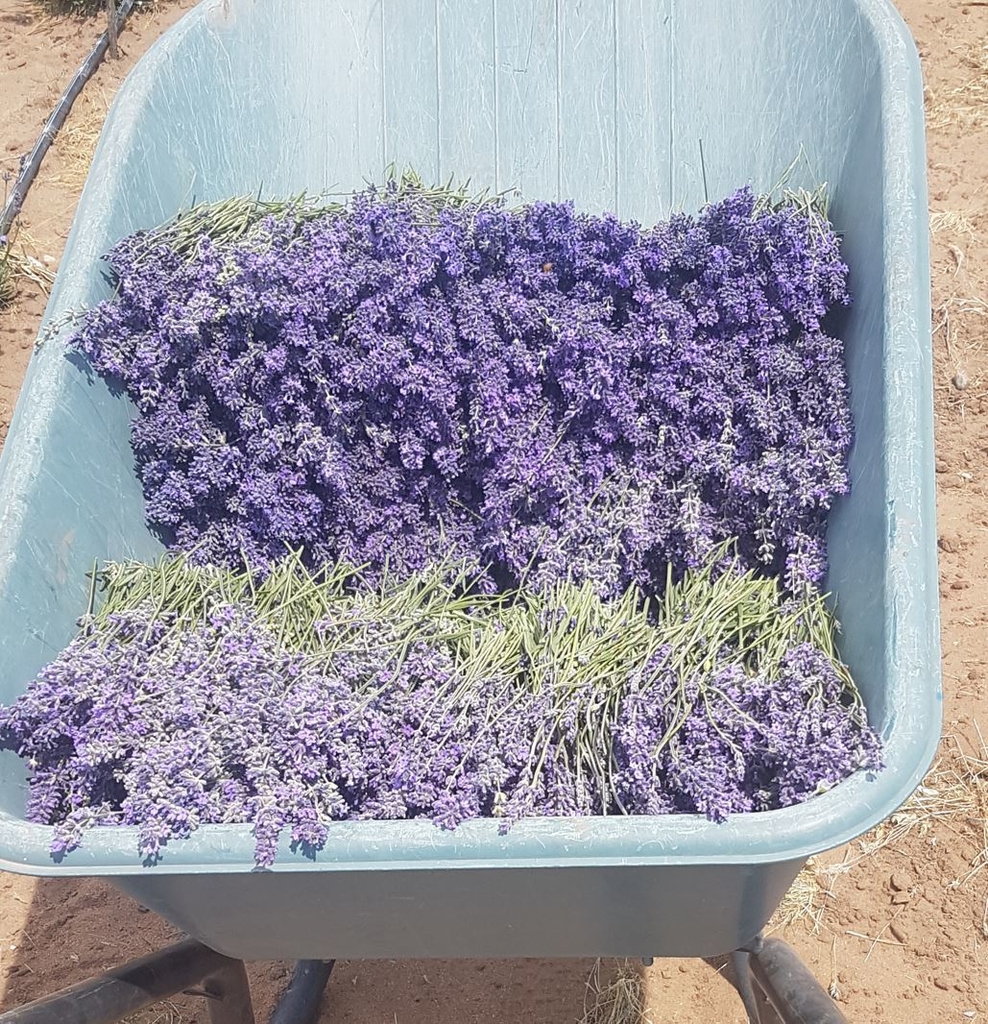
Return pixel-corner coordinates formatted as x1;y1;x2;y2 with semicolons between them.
70;181;852;595
0;551;881;867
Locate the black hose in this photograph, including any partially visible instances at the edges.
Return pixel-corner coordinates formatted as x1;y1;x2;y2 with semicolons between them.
0;0;137;237
267;960;335;1024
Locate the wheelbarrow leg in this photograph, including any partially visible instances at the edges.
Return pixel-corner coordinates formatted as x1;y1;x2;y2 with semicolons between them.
197;956;255;1024
268;959;335;1024
739;935;849;1024
730;947;763;1024
0;937;255;1024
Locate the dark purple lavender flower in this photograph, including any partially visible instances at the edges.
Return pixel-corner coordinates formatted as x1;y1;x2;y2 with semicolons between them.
70;186;852;595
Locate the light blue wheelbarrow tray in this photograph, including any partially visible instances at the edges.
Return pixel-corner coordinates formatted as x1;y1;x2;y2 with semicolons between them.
0;0;940;962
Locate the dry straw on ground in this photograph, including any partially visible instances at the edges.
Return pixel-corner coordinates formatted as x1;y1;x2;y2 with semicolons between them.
927;38;988;130
929;215;987;405
0;232;55;309
53;90;109;194
26;0;169;20
947;721;988;889
934;293;988;363
119;1003;184;1024
0;251;14;309
27;0;113;17
580;959;645;1024
930;210;977;239
933;293;988;407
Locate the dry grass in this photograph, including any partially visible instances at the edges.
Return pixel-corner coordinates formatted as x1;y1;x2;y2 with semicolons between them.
929;220;979;399
927;38;988;130
0;248;15;308
932;290;988;408
128;1006;182;1024
53;89;108;194
0;274;13;309
27;0;116;17
26;0;167;17
0;230;55;309
947;721;988;889
119;1001;184;1024
930;219;985;370
580;959;645;1024
934;293;988;358
929;210;977;239
21;0;103;19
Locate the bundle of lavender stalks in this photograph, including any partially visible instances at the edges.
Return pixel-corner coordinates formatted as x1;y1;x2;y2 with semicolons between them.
0;176;883;867
0;547;880;867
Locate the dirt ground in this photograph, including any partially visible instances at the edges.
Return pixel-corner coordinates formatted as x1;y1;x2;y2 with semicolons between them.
1;1;986;1021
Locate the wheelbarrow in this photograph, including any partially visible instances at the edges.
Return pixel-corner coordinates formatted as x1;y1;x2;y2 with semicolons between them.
0;0;940;1020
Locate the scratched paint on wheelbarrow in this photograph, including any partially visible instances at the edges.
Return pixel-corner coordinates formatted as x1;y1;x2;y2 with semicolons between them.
0;0;939;960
